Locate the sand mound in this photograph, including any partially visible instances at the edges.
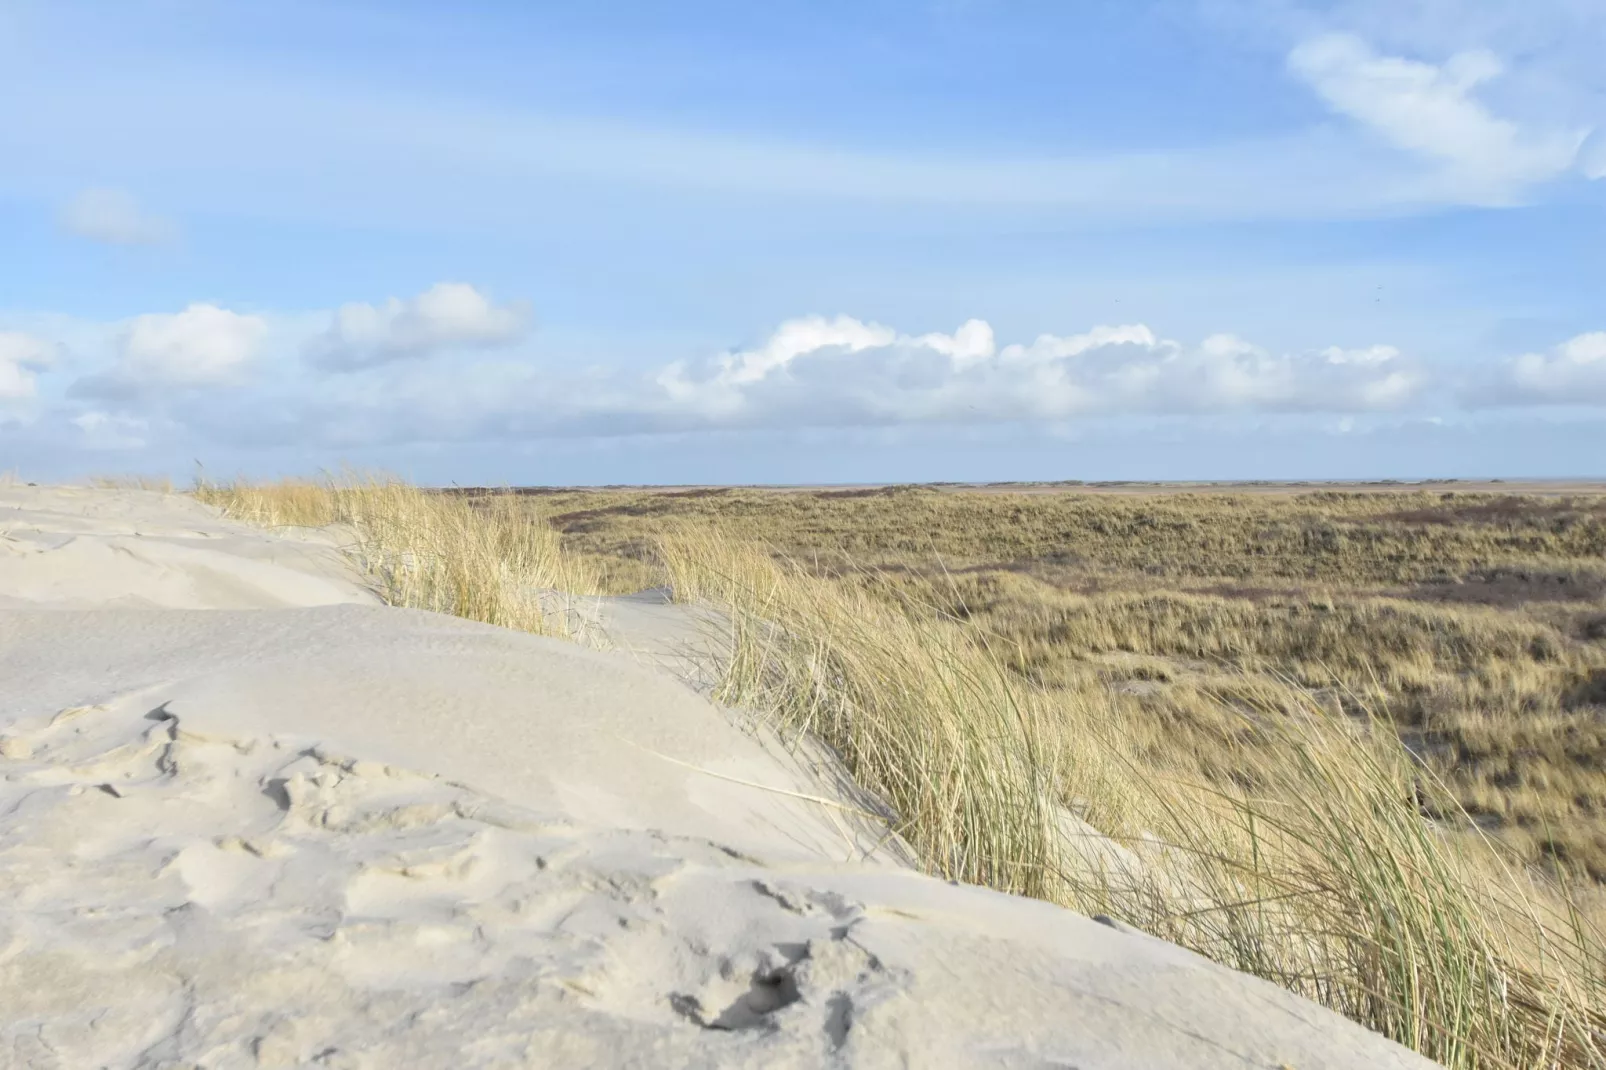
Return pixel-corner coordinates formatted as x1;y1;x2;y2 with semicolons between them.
0;486;1438;1068
0;484;377;610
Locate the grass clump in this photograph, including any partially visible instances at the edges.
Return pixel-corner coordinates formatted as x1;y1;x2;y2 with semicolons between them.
195;475;598;637
659;526;1067;897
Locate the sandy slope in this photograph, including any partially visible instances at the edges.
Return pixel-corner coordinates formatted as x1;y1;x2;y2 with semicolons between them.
0;485;1439;1069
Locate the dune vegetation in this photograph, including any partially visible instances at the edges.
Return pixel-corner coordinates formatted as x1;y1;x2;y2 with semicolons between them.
196;476;597;638
197;476;1606;1068
538;485;1606;880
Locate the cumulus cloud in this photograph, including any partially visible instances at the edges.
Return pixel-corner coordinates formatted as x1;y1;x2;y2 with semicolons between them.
1501;332;1606;403
0;332;56;400
651;317;1426;429
58;188;176;246
306;283;529;370
72;303;267;398
1287;33;1588;200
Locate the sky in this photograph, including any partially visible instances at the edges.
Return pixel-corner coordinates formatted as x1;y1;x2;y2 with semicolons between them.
2;0;1604;485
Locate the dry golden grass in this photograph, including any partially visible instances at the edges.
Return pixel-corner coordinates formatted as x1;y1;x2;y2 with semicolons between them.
196;475;598;637
659;526;1067;898
201;478;1606;1066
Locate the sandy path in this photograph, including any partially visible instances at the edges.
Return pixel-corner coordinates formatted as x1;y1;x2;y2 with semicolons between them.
0;485;1439;1068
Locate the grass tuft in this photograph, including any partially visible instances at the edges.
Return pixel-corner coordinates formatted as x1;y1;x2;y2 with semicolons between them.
660;526;1067;897
194;474;598;636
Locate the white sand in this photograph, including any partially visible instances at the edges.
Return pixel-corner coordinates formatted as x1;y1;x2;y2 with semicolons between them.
0;485;1440;1068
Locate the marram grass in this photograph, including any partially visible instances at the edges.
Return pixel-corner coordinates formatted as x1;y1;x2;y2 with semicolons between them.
195;474;598;637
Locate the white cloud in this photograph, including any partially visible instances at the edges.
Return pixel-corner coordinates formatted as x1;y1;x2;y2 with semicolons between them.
41;302;1606;460
1504;332;1606;402
1287;33;1588;200
148;312;1431;453
648;317;1427;430
307;283;529;370
268;315;1418;449
729;315;897;383
123;304;265;384
0;332;56;400
58;188;175;246
73;303;267;397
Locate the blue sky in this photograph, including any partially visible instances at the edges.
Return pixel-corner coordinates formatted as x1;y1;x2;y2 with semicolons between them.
3;0;1604;484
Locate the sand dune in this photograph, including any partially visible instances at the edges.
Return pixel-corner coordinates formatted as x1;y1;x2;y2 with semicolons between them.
0;485;1438;1068
0;485;378;611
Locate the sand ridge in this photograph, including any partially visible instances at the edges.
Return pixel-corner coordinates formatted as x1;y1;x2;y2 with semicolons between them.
0;485;1440;1068
0;484;379;610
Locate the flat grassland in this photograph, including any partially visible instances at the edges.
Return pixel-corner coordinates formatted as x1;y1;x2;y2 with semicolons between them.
531;482;1606;883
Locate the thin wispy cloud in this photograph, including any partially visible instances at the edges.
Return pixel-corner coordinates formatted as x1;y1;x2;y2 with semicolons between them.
1288;33;1589;202
58;188;176;246
0;51;1565;229
1582;133;1606;180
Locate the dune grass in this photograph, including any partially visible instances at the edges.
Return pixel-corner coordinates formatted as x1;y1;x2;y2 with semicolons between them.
659;526;1069;898
194;475;597;637
196;477;1606;1066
